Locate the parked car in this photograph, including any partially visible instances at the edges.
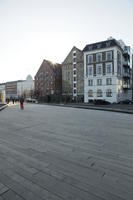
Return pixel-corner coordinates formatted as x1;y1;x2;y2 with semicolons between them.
26;98;38;103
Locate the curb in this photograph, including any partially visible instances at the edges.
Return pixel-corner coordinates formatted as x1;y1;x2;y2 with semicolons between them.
38;103;133;115
0;104;8;111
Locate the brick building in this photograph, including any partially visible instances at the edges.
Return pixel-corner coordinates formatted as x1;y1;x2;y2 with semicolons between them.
62;46;84;102
35;59;62;102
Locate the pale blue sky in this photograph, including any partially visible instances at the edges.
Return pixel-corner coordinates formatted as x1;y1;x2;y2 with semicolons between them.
0;0;133;82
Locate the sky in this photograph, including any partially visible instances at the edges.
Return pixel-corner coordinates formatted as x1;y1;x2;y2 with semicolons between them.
0;0;133;83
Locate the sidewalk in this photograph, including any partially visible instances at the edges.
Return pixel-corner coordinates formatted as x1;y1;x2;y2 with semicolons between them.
39;102;133;114
0;104;8;111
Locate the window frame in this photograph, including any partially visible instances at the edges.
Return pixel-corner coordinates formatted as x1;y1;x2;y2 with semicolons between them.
106;51;112;61
106;78;112;85
96;64;102;76
88;54;93;64
106;62;112;74
88;79;93;86
97;79;102;86
88;65;93;76
106;89;112;97
96;53;102;62
88;90;93;97
97;89;103;97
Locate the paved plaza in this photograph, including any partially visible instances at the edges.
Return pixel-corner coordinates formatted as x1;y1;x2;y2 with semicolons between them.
0;104;133;200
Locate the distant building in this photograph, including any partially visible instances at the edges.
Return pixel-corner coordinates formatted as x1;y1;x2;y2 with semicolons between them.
6;81;18;99
83;38;132;103
35;59;62;102
62;46;84;102
0;75;34;99
17;75;34;98
0;83;6;103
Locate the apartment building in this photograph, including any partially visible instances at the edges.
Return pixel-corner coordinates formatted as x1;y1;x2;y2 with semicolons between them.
83;38;132;103
35;59;62;102
62;46;84;102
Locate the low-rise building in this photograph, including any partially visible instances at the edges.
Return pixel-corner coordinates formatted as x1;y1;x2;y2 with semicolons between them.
83;38;132;103
62;46;84;102
35;59;62;102
0;75;34;100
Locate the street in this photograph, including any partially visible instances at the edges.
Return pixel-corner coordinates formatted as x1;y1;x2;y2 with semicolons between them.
0;104;133;200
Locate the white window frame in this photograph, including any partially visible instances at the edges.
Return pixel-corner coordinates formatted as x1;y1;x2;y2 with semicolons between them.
88;54;93;64
106;78;112;85
97;89;103;97
96;64;102;76
106;89;112;97
96;53;102;62
88;90;93;97
88;65;93;77
88;79;93;86
97;79;102;86
106;51;112;61
106;62;112;74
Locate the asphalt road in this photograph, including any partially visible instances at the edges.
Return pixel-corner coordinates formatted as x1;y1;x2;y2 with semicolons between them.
0;103;133;200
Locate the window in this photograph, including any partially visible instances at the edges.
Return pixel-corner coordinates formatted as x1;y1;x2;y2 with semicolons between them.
88;90;93;97
73;70;76;75
73;58;76;62
97;89;103;97
96;53;102;62
106;78;112;85
106;51;112;61
88;65;93;76
88;55;93;63
117;51;121;62
74;89;77;94
88;79;93;86
97;79;102;86
106;63;112;74
73;83;76;88
73;77;76;82
96;64;102;75
73;52;76;57
73;64;76;69
106;89;112;97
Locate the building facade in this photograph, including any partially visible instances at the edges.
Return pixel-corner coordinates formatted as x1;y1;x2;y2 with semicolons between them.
62;46;84;102
6;81;18;99
0;75;34;100
83;38;132;103
0;83;6;103
17;75;34;98
35;59;62;102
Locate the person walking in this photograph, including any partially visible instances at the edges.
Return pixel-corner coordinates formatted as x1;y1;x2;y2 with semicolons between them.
20;96;24;110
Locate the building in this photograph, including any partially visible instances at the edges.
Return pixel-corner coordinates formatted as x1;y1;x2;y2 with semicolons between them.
17;75;34;98
6;81;18;99
35;59;62;102
83;38;132;103
0;83;6;103
62;46;84;102
0;75;34;100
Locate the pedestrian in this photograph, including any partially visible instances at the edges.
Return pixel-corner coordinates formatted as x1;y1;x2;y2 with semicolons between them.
20;96;24;110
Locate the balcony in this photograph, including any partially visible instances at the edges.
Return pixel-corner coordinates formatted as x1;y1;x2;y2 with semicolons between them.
123;72;130;78
123;47;130;56
123;60;130;67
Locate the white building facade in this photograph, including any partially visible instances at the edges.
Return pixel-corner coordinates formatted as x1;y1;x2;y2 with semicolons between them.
83;39;132;103
17;75;34;98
